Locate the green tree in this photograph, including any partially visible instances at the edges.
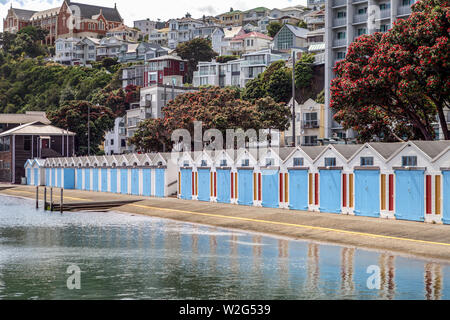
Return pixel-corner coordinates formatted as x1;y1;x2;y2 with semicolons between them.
267;21;283;38
294;53;315;88
175;38;218;83
242;60;292;103
47;101;115;155
297;20;307;29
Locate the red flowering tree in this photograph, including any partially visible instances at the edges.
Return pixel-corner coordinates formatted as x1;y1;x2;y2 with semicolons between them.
91;84;140;117
47;101;115;155
331;0;449;141
130;87;290;152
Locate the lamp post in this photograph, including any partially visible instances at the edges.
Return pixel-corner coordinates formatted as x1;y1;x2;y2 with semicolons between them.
87;104;91;156
292;50;296;147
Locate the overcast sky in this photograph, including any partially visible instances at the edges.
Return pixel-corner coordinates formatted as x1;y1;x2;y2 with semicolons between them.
0;0;308;31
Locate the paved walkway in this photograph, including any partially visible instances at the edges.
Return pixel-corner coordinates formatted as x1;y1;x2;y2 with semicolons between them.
1;185;450;261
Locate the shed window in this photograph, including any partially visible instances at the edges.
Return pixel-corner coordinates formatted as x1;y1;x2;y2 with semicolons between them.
293;157;304;167
360;157;374;166
402;156;417;167
220;159;227;167
201;160;207;167
241;159;249;167
325;157;336;167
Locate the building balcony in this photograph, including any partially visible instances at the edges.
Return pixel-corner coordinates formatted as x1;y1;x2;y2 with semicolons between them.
397;5;411;16
353;14;368;24
303;121;319;129
333;38;347;48
241;59;266;66
378;9;391;19
332;0;346;7
352;0;367;3
333;18;347;27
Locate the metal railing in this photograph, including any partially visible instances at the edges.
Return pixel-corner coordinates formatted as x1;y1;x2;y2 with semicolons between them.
333;18;347;27
333;38;347;47
397;5;411;16
332;0;346;7
353;14;368;24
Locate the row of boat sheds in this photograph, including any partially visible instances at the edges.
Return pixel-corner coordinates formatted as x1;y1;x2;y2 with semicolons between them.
25;140;450;224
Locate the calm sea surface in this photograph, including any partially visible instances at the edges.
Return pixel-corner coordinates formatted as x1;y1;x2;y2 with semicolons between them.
0;194;449;300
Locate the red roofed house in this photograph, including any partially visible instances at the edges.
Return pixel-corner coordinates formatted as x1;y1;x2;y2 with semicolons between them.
229;31;273;56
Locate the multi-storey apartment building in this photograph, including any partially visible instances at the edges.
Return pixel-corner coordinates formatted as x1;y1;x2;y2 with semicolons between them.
54;36;99;65
104;117;127;155
118;42;168;64
284;98;325;146
228;32;272;56
143;55;188;87
106;25;141;42
193;49;289;88
304;9;325;30
324;0;417;139
167;17;205;49
216;10;244;26
122;85;198;152
242;7;270;25
148;28;169;46
134;19;157;37
308;0;326;10
211;26;246;56
96;36;130;60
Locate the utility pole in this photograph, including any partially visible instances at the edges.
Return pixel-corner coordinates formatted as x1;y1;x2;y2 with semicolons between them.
87;104;91;156
292;50;296;147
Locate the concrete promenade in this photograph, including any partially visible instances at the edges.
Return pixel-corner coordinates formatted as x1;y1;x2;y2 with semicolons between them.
1;185;450;261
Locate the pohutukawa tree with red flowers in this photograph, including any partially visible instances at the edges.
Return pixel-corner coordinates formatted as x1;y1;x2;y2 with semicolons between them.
331;0;449;141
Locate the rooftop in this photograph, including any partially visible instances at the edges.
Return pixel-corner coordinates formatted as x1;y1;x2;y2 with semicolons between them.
0;121;75;137
0;112;50;125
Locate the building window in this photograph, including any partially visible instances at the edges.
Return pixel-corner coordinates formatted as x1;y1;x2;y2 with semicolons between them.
201;160;207;167
357;28;367;36
325;157;336;167
241;159;249;167
360;157;374;166
293;157;304;167
110;139;114;145
220;159;227;167
402;0;412;5
304;136;318;146
379;3;391;10
358;7;368;15
337;31;346;40
337;52;346;60
337;11;346;19
402;156;417;167
121;139;126;147
265;158;274;166
183;161;189;167
180;62;184;71
24;136;31;151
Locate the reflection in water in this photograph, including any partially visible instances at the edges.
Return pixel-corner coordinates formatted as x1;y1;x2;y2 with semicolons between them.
425;263;442;300
306;243;320;293
0;195;449;300
379;254;395;300
277;240;289;292
341;247;355;296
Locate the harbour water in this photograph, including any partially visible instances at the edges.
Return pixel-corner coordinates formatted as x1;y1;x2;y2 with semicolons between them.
0;194;449;300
